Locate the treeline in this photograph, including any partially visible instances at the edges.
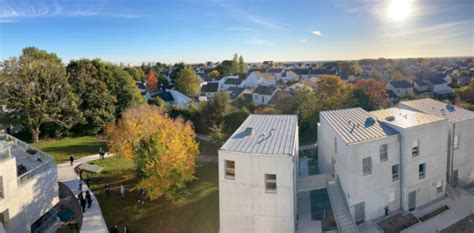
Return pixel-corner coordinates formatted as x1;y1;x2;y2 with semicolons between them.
0;47;144;142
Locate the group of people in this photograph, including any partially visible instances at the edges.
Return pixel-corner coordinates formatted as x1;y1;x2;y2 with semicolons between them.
77;191;93;213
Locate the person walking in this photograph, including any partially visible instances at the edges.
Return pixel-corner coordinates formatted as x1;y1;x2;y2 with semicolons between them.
110;225;119;233
78;168;84;180
78;193;86;213
99;147;105;160
123;225;130;233
85;191;93;208
78;179;83;192
120;184;125;199
85;178;91;188
104;184;110;198
138;188;145;204
384;205;391;216
69;155;74;166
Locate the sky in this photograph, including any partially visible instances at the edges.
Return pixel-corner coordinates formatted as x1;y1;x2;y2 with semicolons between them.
0;0;473;64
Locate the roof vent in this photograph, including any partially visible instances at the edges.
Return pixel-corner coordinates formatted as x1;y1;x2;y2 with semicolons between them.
446;104;455;112
244;127;253;136
385;116;395;122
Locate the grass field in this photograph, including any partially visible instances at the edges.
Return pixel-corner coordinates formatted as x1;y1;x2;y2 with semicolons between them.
32;136;107;163
85;156;219;233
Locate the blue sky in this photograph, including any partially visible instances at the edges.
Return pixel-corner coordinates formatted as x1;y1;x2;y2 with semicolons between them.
0;0;473;64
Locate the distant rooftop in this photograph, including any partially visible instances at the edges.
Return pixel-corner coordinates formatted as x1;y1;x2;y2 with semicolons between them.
400;98;474;123
320;108;398;145
370;107;445;128
220;114;298;155
389;80;412;88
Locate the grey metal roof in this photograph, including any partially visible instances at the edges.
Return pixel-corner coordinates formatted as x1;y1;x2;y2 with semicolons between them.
320;108;398;145
220;114;298;155
389;80;412;88
370;108;445;128
400;98;474;123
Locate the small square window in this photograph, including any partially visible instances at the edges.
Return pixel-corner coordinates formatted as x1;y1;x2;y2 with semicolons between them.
412;140;420;157
363;157;372;176
453;135;460;149
419;163;426;179
380;144;388;162
392;164;400;181
225;160;235;179
265;174;277;193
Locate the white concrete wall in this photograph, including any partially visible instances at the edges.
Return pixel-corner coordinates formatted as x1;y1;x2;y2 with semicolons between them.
0;156;59;233
219;151;297;233
452;118;474;183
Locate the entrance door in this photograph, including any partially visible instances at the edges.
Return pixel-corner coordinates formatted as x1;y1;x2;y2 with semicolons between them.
331;157;336;177
408;191;416;211
354;202;365;224
452;170;459;186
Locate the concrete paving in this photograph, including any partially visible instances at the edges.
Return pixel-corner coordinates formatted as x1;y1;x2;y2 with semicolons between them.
57;154;112;233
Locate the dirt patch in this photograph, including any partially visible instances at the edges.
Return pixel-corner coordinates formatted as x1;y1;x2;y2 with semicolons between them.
440;214;474;233
419;205;449;222
377;213;420;233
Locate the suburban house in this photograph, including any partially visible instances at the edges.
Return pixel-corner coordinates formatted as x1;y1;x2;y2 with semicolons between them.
426;77;453;96
252;85;277;106
386;80;414;98
457;76;473;87
318;107;448;222
151;89;191;108
135;81;147;95
413;79;429;93
200;82;219;99
242;71;276;88
219;114;299;233
0;134;60;233
400;99;474;187
267;68;284;79
222;77;243;90
227;87;245;101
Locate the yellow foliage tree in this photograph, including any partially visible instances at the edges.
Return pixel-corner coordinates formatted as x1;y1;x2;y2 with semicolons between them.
106;105;198;200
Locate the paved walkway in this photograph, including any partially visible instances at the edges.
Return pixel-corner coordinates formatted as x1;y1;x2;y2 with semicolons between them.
57;154;112;233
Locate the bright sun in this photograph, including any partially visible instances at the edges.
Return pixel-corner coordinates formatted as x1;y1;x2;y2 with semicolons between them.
387;0;413;22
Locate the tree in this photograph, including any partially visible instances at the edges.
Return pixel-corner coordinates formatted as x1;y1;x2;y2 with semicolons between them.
0;47;79;142
174;66;201;96
216;60;233;76
209;122;226;145
371;67;382;81
392;71;405;81
315;75;355;111
146;70;158;92
106;105;198;200
207;70;220;80
353;79;388;111
231;53;239;74
353;63;362;76
238;55;246;75
126;67;146;82
147;97;166;107
456;79;474;104
67;59;117;135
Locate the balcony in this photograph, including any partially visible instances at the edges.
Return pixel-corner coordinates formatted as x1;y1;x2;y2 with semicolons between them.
0;134;55;185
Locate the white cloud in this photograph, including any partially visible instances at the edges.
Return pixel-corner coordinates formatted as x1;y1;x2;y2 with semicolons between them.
312;31;324;37
246;38;276;46
226;26;258;32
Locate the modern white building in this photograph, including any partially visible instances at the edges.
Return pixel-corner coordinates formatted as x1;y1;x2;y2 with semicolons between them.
400;98;474;186
0;134;60;233
242;71;277;88
318;107;449;222
219;115;299;233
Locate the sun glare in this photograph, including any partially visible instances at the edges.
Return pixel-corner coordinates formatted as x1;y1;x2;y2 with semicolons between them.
387;0;413;22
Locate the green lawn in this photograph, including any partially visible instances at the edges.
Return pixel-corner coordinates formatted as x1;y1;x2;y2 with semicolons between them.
197;138;220;156
32;136;107;163
85;156;219;233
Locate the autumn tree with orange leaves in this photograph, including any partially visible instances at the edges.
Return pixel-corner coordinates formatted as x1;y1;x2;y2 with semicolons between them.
106;105;198;200
146;70;158;92
353;79;389;111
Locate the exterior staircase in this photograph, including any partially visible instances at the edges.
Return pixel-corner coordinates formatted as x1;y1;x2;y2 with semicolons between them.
327;180;358;233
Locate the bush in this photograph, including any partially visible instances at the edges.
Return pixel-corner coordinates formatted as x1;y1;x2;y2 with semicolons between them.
26;148;37;155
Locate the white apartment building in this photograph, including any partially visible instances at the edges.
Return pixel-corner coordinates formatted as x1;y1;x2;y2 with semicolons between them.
219;115;299;233
318;107;449;222
0;134;60;233
400;98;474;186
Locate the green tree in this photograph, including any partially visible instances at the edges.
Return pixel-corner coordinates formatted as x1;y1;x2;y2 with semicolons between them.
238;55;246;75
174;66;201;96
207;70;220;80
126;67;146;82
353;79;388;111
209;122;226;145
456;79;474;104
353;62;362;76
371;67;382;81
315;75;355;111
231;53;239;74
0;47;79;142
148;97;166;107
216;60;233;76
392;71;405;81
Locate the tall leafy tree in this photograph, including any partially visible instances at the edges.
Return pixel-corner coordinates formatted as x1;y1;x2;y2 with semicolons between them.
353;79;389;111
238;55;246;75
371;67;383;81
146;70;158;92
106;105;198;200
126;67;146;82
231;53;239;74
174;66;201;96
207;70;220;80
353;62;362;76
392;70;405;81
315;75;355;110
0;47;79;142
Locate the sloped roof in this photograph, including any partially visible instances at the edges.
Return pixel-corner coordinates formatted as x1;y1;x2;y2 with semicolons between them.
320;108;398;145
427;77;446;85
224;78;243;85
400;98;474;123
227;87;245;100
201;82;219;93
252;71;275;80
220;114;298;155
389;80;412;88
253;85;276;95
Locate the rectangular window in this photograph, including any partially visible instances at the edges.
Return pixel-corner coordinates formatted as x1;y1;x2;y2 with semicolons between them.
225;160;235;179
412;140;420;157
392;164;400;181
436;181;443;193
0;209;9;228
419;163;426;179
363;157;372;176
380;144;388;162
0;176;3;199
265;174;277;193
453;135;460;149
334;138;337;154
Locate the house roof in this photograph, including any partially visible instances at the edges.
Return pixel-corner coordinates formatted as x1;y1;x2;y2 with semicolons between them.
136;81;147;90
253;85;276;95
220;114;298;155
400;98;474;123
414;79;427;86
157;91;174;102
267;68;283;73
201;82;219;93
389;80;412;88
227;87;245;100
370;108;445;128
427;77;446;85
320;108;398;145
224;78;243;85
252;71;275;80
